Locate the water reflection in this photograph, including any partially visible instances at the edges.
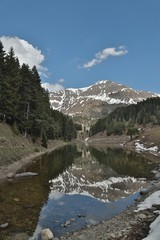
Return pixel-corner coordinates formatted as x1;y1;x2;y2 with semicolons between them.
0;144;156;239
32;191;140;239
0;145;77;239
89;145;154;178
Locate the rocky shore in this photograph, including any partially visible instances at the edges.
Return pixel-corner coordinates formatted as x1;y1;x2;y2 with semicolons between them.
61;208;156;240
24;181;160;240
61;185;160;240
2;183;160;240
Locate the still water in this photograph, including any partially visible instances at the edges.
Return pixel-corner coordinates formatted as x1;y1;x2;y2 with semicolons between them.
0;143;157;239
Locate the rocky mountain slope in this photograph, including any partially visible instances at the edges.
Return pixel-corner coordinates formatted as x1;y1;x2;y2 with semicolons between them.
49;80;157;119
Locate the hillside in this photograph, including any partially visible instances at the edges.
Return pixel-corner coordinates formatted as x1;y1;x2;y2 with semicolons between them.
90;97;160;155
0;122;67;182
49;80;158;119
0;123;62;167
0;123;37;167
91;97;160;135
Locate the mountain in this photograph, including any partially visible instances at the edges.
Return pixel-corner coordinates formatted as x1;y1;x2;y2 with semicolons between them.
49;80;158;119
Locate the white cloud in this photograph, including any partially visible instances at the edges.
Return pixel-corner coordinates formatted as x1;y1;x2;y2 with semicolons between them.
42;82;64;92
83;46;128;69
0;36;48;77
58;78;65;83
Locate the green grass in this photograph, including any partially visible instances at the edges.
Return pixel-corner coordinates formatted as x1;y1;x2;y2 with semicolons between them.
0;146;35;166
0;123;36;167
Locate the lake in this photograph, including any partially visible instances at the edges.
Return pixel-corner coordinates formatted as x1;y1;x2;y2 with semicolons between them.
0;143;157;239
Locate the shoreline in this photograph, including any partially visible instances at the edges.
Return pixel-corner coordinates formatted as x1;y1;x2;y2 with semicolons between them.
0;137;160;239
0;141;67;182
62;182;160;240
61;137;160;240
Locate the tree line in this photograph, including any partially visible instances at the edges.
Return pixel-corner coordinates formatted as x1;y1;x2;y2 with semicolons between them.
0;41;77;147
90;97;160;137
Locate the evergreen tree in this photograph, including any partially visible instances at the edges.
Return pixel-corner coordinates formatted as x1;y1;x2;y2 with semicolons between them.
41;130;48;148
1;47;20;124
18;64;33;136
0;43;77;142
0;41;6;120
91;97;160;136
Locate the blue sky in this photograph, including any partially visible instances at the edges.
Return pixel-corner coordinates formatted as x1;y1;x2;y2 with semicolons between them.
0;0;160;93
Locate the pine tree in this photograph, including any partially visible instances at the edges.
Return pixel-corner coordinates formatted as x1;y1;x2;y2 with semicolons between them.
0;41;6;120
1;47;20;124
0;42;77;142
18;64;33;136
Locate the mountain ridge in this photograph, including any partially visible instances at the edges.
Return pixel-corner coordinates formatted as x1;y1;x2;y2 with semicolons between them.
49;80;158;119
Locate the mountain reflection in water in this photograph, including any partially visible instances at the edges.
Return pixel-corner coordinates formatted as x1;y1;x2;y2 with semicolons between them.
0;144;156;239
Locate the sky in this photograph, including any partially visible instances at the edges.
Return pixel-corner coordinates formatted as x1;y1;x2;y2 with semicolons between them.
0;0;160;93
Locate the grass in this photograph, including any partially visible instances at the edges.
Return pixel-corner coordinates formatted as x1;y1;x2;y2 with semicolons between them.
0;123;37;167
141;125;160;148
0;146;35;167
0;123;65;168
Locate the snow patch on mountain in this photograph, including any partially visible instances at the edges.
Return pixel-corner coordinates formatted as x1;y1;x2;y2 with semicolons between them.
49;80;158;118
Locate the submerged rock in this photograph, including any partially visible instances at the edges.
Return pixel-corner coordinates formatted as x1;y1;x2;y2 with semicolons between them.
63;220;71;227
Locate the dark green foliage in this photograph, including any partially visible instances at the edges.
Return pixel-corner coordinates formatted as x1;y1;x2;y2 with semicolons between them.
75;123;82;131
90;97;160;136
0;41;76;143
0;47;21;124
127;128;139;140
11;122;20;136
41;130;48;148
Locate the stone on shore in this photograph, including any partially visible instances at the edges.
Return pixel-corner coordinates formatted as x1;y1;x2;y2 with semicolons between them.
42;228;54;240
15;172;38;178
0;222;9;229
7;172;15;178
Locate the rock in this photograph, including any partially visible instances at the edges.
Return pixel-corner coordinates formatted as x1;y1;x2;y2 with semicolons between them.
42;228;54;240
64;220;71;227
77;214;86;218
155;172;160;179
15;172;38;178
109;233;116;238
140;185;156;195
14;233;28;240
13;198;20;202
152;204;160;210
137;213;147;220
0;222;9;229
155;182;160;189
7;172;15;178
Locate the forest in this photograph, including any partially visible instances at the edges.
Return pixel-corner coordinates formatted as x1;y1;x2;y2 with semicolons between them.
0;41;77;147
90;97;160;137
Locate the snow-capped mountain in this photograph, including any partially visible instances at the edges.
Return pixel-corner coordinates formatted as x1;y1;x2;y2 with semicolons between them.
49;80;158;118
